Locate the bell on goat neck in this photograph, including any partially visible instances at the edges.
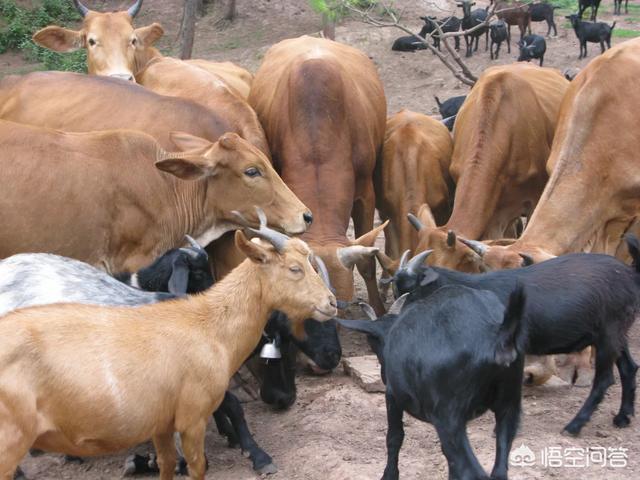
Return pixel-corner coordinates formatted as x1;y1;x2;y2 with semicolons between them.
260;339;281;359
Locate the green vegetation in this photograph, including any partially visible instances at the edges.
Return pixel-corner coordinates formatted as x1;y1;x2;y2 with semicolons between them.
0;0;86;72
613;28;640;38
308;0;382;21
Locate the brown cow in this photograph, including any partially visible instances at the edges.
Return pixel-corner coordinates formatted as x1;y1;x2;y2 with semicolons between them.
249;36;388;314
375;109;453;265
0;120;306;274
407;64;568;272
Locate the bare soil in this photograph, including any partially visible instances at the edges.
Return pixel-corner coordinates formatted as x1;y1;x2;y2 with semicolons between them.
5;0;640;478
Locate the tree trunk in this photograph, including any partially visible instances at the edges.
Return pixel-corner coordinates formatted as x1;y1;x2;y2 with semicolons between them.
178;0;198;59
322;12;335;40
224;0;237;21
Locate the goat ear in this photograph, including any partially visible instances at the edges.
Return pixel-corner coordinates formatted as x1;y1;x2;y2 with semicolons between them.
419;269;439;286
134;22;164;47
168;256;189;296
235;230;272;264
32;26;84;52
336;319;385;339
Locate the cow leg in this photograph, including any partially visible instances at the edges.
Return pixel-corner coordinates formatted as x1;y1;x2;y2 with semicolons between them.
216;392;276;474
352;183;385;315
613;346;638;428
564;346;616;436
381;392;404;480
435;419;488;480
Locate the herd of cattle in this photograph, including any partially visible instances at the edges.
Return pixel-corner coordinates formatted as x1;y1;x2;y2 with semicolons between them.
0;0;639;479
393;0;623;64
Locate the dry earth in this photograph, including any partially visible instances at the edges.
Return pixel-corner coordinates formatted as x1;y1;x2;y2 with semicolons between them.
3;0;640;479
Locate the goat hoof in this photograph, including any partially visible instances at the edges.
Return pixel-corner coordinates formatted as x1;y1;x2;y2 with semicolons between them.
614;413;631;428
257;462;278;475
13;466;27;480
562;426;581;437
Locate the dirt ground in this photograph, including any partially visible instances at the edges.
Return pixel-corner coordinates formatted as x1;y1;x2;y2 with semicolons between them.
5;0;640;478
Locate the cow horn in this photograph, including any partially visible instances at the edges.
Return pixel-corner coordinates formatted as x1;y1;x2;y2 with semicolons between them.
459;237;488;257
127;0;144;18
184;234;207;255
446;230;457;247
358;302;378;321
337;245;379;270
232;207;290;253
388;293;409;315
314;256;333;290
406;249;432;273
407;213;424;231
519;253;535;266
398;249;411;269
73;0;90;17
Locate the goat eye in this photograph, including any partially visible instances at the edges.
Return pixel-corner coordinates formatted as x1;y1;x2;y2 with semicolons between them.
289;265;302;274
131;38;137;46
88;38;96;47
244;167;261;178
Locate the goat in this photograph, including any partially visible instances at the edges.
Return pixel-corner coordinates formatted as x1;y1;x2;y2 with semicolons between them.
0;214;337;479
614;0;629;15
490;20;509;59
391;35;427;52
579;0;602;21
495;0;531;51
434;94;467;131
387;233;640;436
419;15;462;51
339;284;527;480
528;3;558;36
518;34;547;66
457;0;489;57
566;14;615;59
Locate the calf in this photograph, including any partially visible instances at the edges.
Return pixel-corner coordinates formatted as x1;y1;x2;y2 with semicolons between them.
490;20;509;59
528;3;558;36
457;0;489;57
566;14;615;59
496;0;531;49
389;234;640;436
391;35;427;52
518;34;547;66
434;94;467;131
419;15;462;51
579;0;602;21
339;285;527;480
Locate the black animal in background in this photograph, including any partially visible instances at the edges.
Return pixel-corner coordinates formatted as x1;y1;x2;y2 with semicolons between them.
614;0;629;15
419;15;462;51
528;2;558;36
490;20;509;59
579;0;602;21
435;94;467;131
566;14;615;59
518;34;547;66
391;35;427;52
339;285;528;480
457;0;489;57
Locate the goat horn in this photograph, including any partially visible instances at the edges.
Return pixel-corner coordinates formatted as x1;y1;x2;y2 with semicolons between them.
179;247;200;260
459;237;488;257
398;249;411;269
73;0;90;17
446;230;457;247
407;213;424;231
314;256;333;290
358;302;377;321
441;114;457;125
127;0;144;18
184;234;206;254
388;293;410;315
232;207;290;253
406;250;433;273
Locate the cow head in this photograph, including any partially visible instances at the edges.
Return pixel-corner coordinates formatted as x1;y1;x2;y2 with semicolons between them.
32;0;163;81
461;240;556;270
155;132;312;238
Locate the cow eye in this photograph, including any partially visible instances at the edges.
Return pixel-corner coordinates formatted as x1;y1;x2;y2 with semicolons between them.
88;38;96;47
244;167;261;178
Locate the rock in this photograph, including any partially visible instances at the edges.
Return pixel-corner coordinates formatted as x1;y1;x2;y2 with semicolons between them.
343;355;385;393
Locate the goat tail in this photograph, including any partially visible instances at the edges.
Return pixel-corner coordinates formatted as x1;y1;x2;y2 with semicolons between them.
494;282;527;367
624;233;640;273
434;95;442;108
610;21;617;31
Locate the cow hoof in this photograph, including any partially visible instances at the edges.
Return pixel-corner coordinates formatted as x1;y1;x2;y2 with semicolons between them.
613;413;631;428
257;462;278;475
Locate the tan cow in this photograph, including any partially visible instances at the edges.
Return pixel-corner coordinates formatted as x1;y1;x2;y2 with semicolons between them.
375;109;453;265
249;36;388;314
407;64;568;272
0;120;306;275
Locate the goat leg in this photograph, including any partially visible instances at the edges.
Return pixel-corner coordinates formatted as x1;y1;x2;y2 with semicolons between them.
490;379;522;480
152;432;177;480
435;418;489;480
613;346;638;428
381;392;404;480
213;409;240;447
217;391;277;474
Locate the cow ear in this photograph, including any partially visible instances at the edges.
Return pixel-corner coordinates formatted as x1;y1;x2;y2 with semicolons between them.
169;132;213;154
155;153;216;181
134;22;164;47
32;26;84;52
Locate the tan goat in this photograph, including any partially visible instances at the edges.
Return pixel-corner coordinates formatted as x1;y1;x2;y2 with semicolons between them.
0;221;337;480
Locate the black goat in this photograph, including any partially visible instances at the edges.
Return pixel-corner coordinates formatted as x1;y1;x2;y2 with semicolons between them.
490;20;509;59
614;0;629;15
419;15;461;51
529;2;558;36
339;285;527;480
518;34;546;66
391;35;427;52
435;94;467;131
457;0;489;57
389;232;640;436
579;0;602;21
566;14;615;59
